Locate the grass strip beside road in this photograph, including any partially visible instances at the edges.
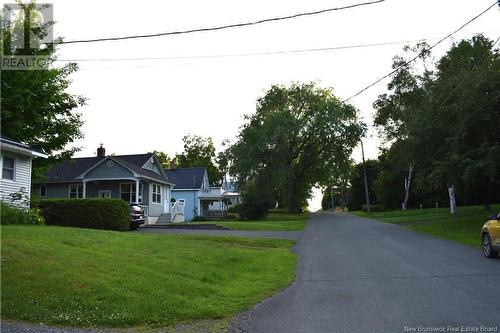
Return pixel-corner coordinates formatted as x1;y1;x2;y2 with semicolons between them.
190;212;309;231
1;225;297;329
351;204;499;247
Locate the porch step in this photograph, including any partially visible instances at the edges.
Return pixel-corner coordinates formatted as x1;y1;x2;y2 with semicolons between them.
141;223;230;230
156;213;172;224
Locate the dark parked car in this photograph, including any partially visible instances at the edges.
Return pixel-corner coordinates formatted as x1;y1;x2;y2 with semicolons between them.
130;204;146;230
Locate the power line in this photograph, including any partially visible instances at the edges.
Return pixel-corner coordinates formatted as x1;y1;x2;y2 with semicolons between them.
343;1;498;102
55;0;386;45
52;35;476;63
57;30;500;64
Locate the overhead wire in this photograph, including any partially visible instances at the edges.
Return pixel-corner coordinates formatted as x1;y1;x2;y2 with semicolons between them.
55;0;386;45
343;1;498;102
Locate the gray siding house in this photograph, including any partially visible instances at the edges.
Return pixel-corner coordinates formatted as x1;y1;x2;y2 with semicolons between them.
0;135;47;207
32;146;180;223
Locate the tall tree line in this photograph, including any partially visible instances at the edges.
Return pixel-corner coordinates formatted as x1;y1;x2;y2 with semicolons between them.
333;35;500;212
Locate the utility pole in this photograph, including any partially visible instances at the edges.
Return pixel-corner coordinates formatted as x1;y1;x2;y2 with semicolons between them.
361;140;371;212
330;186;334;210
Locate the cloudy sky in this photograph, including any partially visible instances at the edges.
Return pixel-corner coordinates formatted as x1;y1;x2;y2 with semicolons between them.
48;0;499;209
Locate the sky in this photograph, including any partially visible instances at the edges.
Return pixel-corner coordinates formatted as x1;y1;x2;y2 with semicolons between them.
36;0;500;210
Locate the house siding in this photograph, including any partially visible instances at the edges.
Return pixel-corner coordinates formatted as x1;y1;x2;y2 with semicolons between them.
172;189;200;221
85;181;121;198
86;160;134;179
33;182;79;199
0;152;32;207
142;182;149;204
142;158;162;175
148;182;165;217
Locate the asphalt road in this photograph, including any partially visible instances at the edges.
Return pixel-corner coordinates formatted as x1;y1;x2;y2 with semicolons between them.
231;212;500;333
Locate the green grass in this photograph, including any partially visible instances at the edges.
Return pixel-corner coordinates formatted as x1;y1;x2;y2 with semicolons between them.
351;204;500;247
189;212;309;231
1;225;297;328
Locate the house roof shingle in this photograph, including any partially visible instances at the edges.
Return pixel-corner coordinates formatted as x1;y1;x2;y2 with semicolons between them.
41;153;170;183
165;167;207;189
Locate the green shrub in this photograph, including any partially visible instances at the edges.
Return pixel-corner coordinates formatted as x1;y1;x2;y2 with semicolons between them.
362;204;385;212
192;216;208;222
1;203;45;225
239;186;274;220
227;203;241;213
35;199;130;231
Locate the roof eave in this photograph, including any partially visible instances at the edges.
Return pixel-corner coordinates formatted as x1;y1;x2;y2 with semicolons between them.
1;142;47;158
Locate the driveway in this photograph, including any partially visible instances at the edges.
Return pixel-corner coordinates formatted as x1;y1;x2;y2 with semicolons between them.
134;228;302;240
231;212;500;333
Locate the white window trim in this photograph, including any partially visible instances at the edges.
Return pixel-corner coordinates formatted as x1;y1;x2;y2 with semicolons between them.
152;183;162;204
98;190;111;198
68;183;83;198
119;182;143;203
1;155;16;182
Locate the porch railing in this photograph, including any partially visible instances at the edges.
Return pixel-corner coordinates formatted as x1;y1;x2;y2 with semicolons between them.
171;201;185;222
139;204;149;217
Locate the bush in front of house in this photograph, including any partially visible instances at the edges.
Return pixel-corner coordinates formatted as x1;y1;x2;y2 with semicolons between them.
0;203;45;225
227;203;241;214
35;198;130;231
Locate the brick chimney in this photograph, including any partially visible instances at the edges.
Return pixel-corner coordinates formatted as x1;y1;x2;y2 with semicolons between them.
97;144;106;157
169;159;176;170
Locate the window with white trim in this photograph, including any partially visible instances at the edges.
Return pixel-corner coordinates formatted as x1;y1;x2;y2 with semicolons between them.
69;184;83;198
2;156;15;180
120;183;143;203
152;184;162;203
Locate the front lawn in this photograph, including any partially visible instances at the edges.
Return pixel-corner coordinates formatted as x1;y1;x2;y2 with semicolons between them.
191;212;309;231
351;204;499;247
1;225;296;329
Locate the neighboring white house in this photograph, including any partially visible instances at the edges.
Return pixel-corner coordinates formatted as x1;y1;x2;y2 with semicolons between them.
0;135;47;207
208;177;241;211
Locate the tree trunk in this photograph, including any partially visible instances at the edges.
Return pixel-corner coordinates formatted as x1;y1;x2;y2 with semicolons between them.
448;185;457;215
401;163;414;211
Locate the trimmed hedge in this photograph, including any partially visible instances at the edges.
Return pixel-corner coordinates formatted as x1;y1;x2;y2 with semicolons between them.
35;199;130;231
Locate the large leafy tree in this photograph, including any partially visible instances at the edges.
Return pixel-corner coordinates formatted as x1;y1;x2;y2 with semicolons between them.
228;82;364;212
1;2;85;178
175;135;224;186
373;35;500;210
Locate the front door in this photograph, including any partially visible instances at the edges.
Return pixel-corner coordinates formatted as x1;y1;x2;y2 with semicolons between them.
98;190;111;198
